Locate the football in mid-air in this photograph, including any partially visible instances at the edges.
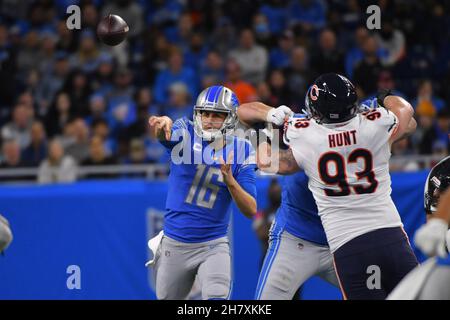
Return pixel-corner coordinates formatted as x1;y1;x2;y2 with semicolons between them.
96;14;129;46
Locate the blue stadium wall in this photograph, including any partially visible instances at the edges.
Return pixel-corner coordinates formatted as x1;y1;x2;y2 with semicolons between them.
0;171;428;299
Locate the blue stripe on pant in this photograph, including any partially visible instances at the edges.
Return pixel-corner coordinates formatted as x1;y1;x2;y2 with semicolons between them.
254;223;283;300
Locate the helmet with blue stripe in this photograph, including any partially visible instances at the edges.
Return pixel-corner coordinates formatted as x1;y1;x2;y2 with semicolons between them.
193;85;239;141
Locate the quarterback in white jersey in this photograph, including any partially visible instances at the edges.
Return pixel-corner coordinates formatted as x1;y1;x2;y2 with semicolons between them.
238;73;419;299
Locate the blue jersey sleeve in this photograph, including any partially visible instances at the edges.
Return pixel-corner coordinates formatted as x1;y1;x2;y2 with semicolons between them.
235;163;257;200
160;117;190;150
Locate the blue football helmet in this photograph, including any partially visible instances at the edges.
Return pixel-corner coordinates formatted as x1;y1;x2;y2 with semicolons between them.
193;85;239;141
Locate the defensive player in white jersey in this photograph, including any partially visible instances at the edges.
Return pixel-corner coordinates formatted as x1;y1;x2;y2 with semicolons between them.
239;73;419;299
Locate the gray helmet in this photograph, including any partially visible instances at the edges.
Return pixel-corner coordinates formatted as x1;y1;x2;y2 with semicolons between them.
193;85;239;141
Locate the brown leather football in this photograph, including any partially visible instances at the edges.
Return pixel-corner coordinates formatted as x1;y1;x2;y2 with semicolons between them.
96;14;129;46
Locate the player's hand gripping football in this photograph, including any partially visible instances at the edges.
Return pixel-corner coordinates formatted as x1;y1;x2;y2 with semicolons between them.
266;105;293;126
219;151;235;186
148;116;173;141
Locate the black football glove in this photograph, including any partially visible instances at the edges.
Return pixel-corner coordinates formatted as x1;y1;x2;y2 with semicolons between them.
376;89;393;108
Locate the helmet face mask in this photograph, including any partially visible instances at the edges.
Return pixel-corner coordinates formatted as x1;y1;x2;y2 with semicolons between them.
305;73;358;124
193;86;239;141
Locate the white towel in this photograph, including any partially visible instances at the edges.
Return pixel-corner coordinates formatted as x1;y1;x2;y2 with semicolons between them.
145;230;164;267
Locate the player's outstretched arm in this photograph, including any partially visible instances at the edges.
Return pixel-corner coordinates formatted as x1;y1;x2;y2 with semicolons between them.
237;102;293;127
382;95;417;144
148;116;173;141
219;154;256;218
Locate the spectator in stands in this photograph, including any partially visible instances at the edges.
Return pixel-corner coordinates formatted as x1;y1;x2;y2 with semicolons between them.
45;91;73;137
269;30;295;69
268;69;290;107
259;0;288;36
364;69;405;101
1;103;33;150
199;50;225;87
69;29;102;74
411;100;436;153
412;79;446;113
82;135;116;166
81;135;117;180
86;93;107;125
125;138;148;165
141;33;172;84
153;48;197;104
92;119;116;157
311;28;345;75
23;69;41;115
109;67;135;102
16;30;41;81
183;33;209;71
21;121;47;167
229;29;268;85
127;88;158;139
224;59;257;104
0;139;26;169
35;51;71;115
374;16;406;67
353;36;383;98
63;70;92;117
106;67;137;136
146;0;183;29
0;24;17;117
81;3;99;30
37;139;77;184
283;46;313;110
165;12;193;50
252;13;273;48
419;109;450;155
345;26;387;78
287;0;326;32
55;20;76;52
210;16;237;56
164;83;192;121
65;118;90;163
91;53;114;96
256;82;274;106
38;29;58;76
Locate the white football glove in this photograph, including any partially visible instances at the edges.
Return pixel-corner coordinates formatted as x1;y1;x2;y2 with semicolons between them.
414;218;448;258
266;105;293;126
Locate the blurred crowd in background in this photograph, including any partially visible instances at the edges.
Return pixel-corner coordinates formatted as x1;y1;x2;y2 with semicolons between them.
0;0;449;182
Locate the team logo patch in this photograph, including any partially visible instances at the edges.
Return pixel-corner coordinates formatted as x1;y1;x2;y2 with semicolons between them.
310;84;319;101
